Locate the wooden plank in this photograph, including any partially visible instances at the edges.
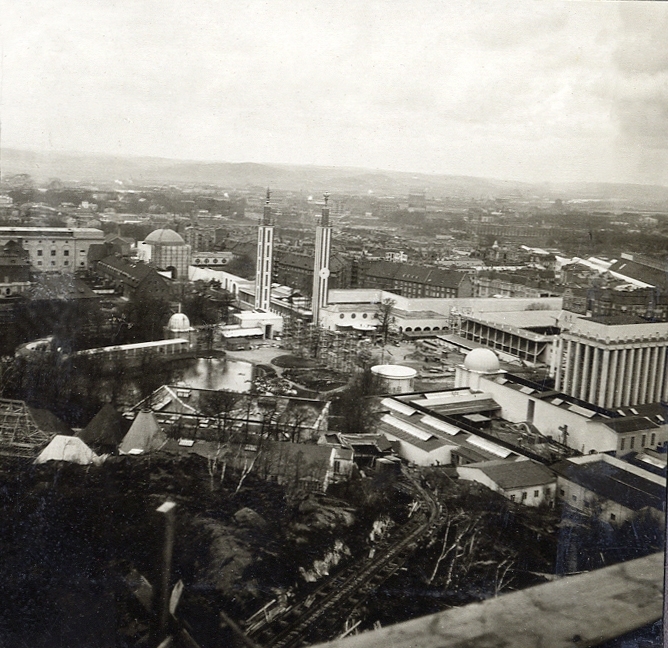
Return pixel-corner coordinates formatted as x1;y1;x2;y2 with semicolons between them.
311;553;663;648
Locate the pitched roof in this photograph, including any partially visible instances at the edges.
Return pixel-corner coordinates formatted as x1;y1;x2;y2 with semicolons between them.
77;404;129;449
263;442;335;484
26;406;72;435
365;261;467;288
35;435;101;465
552;458;665;512
276;251;349;273
601;417;660;434
377;418;453;453
30;274;98;301
608;258;668;290
119;410;167;454
463;459;555;489
98;256;157;286
0;398;57;457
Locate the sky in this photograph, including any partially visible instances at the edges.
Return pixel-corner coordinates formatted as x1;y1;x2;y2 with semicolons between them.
1;0;667;185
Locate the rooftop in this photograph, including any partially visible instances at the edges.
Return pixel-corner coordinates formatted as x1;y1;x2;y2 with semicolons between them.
551;456;665;513
144;228;185;246
461;459;555;489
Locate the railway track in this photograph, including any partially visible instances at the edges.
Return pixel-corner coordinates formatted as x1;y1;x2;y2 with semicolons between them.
244;470;441;648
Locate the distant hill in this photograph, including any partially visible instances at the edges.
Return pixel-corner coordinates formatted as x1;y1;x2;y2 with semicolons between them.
2;147;668;203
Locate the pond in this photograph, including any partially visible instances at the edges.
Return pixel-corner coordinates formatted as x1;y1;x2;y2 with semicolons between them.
179;357;254;392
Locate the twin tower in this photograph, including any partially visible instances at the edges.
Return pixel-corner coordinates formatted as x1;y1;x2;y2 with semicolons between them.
255;190;332;325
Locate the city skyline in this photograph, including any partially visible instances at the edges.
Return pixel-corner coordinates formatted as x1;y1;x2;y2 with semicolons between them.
1;0;667;186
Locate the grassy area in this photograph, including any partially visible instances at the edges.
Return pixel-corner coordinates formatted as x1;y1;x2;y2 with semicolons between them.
271;355;319;369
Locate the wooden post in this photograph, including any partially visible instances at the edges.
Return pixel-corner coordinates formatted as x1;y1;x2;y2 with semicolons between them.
154;500;176;646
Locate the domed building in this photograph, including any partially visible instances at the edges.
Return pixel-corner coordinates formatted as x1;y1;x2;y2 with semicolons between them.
463;348;501;374
142;228;191;279
163;310;196;348
456;348;504;390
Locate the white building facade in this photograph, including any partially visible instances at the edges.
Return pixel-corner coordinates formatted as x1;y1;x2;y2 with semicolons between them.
311;193;332;326
0;227;105;272
255;191;274;312
552;312;668;408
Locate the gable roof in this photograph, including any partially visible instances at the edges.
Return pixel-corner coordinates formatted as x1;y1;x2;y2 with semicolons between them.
601;417;660;434
608;258;668;291
365;261;468;289
27;406;72;435
463;459;555;489
262;441;335;485
552;458;665;513
98;256;167;288
0;398;59;457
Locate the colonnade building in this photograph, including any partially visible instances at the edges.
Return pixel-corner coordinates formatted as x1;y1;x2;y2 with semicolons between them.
552;312;668;409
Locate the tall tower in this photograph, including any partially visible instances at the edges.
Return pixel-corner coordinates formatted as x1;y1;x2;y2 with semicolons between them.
255;189;274;311
311;192;332;326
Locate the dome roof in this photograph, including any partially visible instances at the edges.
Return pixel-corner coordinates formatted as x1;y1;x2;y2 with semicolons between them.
144;228;185;246
464;348;500;373
167;312;191;332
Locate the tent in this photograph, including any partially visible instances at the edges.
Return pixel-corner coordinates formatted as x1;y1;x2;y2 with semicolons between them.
77;403;129;452
119;410;167;455
35;435;102;465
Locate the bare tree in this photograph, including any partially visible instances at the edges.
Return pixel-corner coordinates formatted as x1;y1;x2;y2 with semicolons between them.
493;557;515;596
207;442;229;491
200;390;240;442
280;404;313;442
427;508;483;589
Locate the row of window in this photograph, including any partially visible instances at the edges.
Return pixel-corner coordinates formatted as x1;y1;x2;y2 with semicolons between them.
37;249;69;256
403;326;442;332
36;260;85;267
619;433;657;451
509;487;550;502
194;258;228;265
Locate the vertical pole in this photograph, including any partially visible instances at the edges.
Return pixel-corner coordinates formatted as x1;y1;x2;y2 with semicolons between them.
155;501;177;645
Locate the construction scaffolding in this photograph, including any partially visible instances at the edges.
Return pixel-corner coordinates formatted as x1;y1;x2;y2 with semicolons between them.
0;398;53;458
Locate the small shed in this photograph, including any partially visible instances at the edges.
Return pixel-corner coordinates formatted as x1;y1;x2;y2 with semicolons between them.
457;459;556;506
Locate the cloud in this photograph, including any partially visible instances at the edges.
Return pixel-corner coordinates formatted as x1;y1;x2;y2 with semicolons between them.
0;0;667;184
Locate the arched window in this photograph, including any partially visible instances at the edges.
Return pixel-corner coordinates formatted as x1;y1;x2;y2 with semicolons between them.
424;327;431;331
405;327;412;332
414;327;422;332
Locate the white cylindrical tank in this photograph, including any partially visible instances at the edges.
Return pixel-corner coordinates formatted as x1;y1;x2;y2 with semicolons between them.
371;364;417;394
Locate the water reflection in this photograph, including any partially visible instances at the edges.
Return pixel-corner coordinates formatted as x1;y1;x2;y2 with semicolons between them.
179;357;254;391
